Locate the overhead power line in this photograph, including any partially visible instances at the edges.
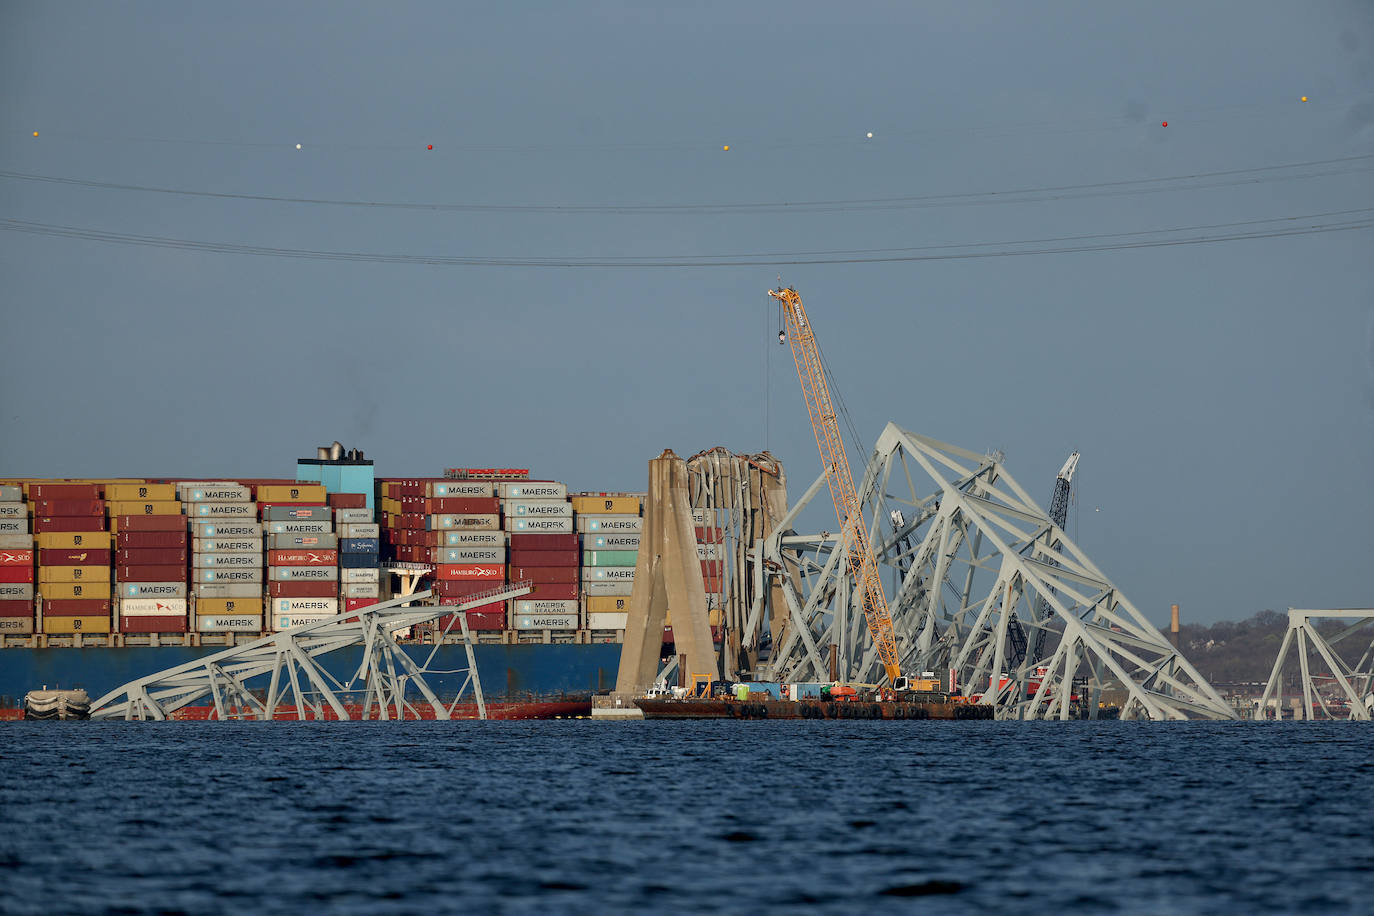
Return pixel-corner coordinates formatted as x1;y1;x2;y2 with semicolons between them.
1;154;1370;216
2;208;1369;268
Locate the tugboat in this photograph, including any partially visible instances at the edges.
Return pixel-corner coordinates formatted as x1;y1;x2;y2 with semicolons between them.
22;687;91;720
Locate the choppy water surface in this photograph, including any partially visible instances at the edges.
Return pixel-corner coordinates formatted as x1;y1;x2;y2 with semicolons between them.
1;721;1370;914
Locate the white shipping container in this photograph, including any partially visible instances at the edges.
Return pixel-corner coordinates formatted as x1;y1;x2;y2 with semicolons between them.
428;514;500;531
272;613;337;631
338;522;380;539
428;481;495;498
334;508;373;524
696;543;723;560
272;597;339;616
582;581;634;596
117;598;188;617
584;533;640;550
195;552;263;568
268;520;333;534
504;500;572;518
199;568;264;584
268;566;338;582
438;547;506;563
0;617;35;635
192;502;257;518
193;538;262;553
195;521;264;539
121;581;187;599
339;582;381;598
511;611;580;630
339;568;379;584
508;517;573;533
500;482;567;500
0;533;34;549
0;503;26;518
0;520;27;534
442;530;507;547
587;611;629;630
0;486;23;501
193;583;264;598
196;615;262;633
512;599;579;615
692;508;717;526
576;515;643;533
0;583;34;600
583;566;637;582
185;485;251;502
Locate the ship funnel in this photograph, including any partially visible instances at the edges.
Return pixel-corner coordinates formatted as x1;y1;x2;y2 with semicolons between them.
330;441;345;460
316;446;331;460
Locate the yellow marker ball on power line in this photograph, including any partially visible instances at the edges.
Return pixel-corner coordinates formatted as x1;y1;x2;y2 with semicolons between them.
33;131;38;137
723;145;729;151
1301;96;1308;102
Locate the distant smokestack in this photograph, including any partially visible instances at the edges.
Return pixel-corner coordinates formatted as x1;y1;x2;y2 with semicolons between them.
1169;604;1181;650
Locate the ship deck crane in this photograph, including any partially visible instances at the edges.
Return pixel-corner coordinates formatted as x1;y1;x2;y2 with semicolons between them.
768;286;903;685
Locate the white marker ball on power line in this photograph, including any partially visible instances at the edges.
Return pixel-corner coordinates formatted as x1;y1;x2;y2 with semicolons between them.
866;132;873;138
295;143;302;150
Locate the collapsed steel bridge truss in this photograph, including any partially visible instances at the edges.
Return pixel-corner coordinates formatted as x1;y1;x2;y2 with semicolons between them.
759;424;1235;721
89;583;531;721
1259;609;1374;720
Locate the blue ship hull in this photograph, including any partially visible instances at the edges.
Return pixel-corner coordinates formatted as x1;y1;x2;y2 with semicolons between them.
0;644;623;707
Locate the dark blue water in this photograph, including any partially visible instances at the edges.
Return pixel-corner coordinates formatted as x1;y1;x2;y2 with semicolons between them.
2;721;1369;914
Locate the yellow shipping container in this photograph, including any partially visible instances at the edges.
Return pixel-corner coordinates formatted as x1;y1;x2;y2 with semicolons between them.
572;496;641;515
38;565;111;584
40;582;112;600
257;484;327;503
106;500;184;517
195;596;265;615
585;595;632;614
105;483;177;501
42;615;111;635
664;608;723;627
36;532;112;550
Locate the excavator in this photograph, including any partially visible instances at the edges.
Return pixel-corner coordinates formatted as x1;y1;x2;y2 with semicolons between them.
769;286;905;688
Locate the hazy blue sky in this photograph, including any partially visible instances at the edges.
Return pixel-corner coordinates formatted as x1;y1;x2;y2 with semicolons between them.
2;2;1371;625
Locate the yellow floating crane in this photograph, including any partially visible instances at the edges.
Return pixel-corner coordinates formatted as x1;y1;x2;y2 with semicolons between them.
769;286;902;684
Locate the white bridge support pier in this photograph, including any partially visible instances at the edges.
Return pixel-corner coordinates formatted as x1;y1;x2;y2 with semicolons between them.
761;424;1236;721
89;583;531;721
1259;609;1374;720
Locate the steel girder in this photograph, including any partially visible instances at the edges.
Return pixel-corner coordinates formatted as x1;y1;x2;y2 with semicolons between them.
88;584;531;721
1258;609;1374;720
761;423;1236;721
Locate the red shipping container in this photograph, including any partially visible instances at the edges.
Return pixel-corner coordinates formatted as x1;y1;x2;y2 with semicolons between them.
43;599;112;615
703;576;723;594
114;515;186;532
34;517;107;533
700;560;724;578
29;483;100;499
508;565;578;584
0;567;35;583
433;579;498;598
421;497;500;514
267;581;335;598
434;563;505;581
437;610;505;630
116;564;187;582
0;599;33;617
117;548;188;566
38;548;110;566
33;498;104;517
508;533;579;550
117;530;188;549
342;597;375;612
328;493;368;509
509;548;579;567
268;549;338;566
696;527;725;543
0;549;34;566
120;616;188;633
524;582;579;600
392;514;425;530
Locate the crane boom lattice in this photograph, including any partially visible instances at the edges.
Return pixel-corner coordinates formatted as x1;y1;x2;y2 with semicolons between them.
769;286;901;682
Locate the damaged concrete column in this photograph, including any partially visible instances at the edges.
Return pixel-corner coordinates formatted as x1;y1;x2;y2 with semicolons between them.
614;450;717;696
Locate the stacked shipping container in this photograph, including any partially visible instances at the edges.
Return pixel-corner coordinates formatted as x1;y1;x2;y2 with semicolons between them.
504;482;580;633
186;482;263;634
576;494;643;632
0;485;34;635
33;483;111;636
110;483;187;634
333;493;380;613
262;484;336;630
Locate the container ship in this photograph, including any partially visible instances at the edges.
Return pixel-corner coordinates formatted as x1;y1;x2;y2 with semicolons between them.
0;447;728;716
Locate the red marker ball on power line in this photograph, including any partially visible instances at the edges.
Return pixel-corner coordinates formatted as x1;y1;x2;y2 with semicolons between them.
1162;121;1168;127
427;145;432;150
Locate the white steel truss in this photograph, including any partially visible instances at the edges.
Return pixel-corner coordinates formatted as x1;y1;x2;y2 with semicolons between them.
761;424;1235;721
1258;609;1374;720
89;583;531;721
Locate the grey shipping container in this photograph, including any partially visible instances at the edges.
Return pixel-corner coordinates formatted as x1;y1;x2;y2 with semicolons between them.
334;508;373;524
0;534;33;549
194;583;264;599
194;552;264;568
267;532;338;550
337;522;380;539
195;522;264;539
193;538;263;553
0;583;35;600
268;520;333;535
121;581;188;599
0;486;23;501
264;505;332;521
267;566;338;582
0;503;25;518
191;502;257;518
199;568;264;584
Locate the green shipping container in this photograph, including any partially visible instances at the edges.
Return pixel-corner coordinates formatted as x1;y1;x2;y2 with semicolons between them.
582;549;639;567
